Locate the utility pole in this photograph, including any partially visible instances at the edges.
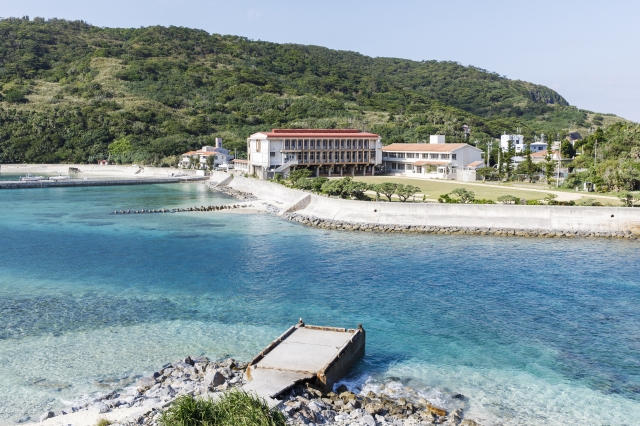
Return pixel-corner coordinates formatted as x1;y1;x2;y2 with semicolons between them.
487;141;492;167
594;139;598;166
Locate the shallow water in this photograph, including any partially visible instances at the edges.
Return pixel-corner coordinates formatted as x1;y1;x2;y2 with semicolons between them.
0;183;639;425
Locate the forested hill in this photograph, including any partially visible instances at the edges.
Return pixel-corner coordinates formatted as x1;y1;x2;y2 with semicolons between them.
0;17;626;164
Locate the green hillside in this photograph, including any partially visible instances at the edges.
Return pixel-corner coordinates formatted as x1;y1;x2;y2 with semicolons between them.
0;17;631;168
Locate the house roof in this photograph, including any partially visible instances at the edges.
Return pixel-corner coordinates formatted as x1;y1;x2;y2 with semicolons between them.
232;159;248;163
531;150;549;158
182;149;226;156
467;161;484;167
382;143;476;153
251;129;379;138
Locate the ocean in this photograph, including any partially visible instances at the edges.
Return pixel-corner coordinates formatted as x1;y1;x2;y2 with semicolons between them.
0;182;639;425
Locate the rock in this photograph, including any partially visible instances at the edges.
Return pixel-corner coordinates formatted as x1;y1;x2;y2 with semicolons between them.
14;416;30;423
204;370;225;388
335;384;349;394
365;403;386;415
350;408;366;418
427;403;447;417
135;376;157;389
94;402;110;413
362;414;377;426
460;420;478;426
307;401;323;413
39;412;54;422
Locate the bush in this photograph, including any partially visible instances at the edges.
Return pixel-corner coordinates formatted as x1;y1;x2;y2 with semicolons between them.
161;390;286;426
4;89;27;103
472;199;495;204
438;193;459;203
526;199;541;205
497;195;518;204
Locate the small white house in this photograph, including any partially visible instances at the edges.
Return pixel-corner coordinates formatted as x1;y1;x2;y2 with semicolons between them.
500;134;525;153
232;159;249;174
180;138;233;169
382;136;484;181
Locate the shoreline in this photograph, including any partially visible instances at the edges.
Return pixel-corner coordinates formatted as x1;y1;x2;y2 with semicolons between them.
207;176;640;241
33;356;480;426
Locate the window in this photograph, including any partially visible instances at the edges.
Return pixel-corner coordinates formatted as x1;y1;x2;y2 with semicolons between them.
397;153;405;158
256;140;261;152
398;164;405;170
310;140;315;149
323;139;328;149
388;152;397;158
341;140;345;149
407;153;415;158
304;139;308;149
358;139;363;149
285;139;290;149
347;140;351;149
328;139;333;149
430;153;438;159
440;154;450;160
422;153;429;159
270;152;275;157
452;154;457;160
392;163;397;170
364;140;369;149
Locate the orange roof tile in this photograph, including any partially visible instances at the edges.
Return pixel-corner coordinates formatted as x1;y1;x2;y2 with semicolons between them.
253;129;379;138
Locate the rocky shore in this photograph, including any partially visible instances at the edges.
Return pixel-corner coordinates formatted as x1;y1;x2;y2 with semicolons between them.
281;212;638;240
39;356;480;426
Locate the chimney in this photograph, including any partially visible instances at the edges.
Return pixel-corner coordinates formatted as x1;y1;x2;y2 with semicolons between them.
429;135;445;144
215;137;222;148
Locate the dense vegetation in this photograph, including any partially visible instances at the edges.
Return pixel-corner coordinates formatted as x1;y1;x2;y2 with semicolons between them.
0;17;622;167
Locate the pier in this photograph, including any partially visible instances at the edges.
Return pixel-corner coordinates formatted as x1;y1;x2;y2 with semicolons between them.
0;176;208;189
244;320;365;399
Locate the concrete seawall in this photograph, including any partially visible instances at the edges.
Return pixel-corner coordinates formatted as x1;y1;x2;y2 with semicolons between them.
209;171;640;237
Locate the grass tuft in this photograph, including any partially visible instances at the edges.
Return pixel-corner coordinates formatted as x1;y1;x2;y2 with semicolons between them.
95;418;113;426
160;389;286;426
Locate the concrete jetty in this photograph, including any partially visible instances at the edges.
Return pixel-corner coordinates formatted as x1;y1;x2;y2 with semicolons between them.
244;320;365;400
0;176;207;189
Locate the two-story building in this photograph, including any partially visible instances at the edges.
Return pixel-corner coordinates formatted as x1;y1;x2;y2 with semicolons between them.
246;129;383;179
180;138;233;169
382;135;484;181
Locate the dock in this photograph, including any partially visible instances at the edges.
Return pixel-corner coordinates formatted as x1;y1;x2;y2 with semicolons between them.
243;320;365;400
0;176;208;189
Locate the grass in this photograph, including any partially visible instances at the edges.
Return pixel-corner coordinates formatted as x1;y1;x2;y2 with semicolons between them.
160;390;287;426
95;419;112;426
351;176;552;201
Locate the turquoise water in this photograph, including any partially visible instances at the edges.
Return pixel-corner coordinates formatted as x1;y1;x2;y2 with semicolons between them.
1;183;639;425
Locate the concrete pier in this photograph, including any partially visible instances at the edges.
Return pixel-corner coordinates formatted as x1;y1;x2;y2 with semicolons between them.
244;320;365;399
0;176;207;189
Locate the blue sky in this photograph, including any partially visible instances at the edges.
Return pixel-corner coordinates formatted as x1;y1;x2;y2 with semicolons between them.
2;0;638;122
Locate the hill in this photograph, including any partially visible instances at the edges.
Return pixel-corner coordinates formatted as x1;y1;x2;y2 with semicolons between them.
0;17;632;167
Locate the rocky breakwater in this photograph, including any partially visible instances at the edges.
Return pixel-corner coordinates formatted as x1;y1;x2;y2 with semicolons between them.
205;180;257;201
281;212;639;240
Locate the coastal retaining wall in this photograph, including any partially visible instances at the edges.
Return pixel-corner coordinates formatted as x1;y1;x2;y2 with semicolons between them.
209;171;640;235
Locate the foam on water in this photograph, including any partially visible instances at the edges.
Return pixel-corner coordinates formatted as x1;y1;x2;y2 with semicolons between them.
1;184;639;425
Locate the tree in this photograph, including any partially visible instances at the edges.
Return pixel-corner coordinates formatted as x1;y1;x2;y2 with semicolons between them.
618;192;639;207
108;137;133;156
375;182;398;202
517;143;540;182
396;184;421;202
450;188;475;203
561;140;576;158
4;89;27;103
287;168;312;183
476;167;493;182
504;139;515;179
497;195;518;204
346;181;372;200
205;154;215;170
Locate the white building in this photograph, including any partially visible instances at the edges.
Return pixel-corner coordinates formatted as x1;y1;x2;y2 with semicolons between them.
530;141;548;153
180;138;233;169
247;129;383;179
382;136;484;181
500;134;525;153
232;159;249;174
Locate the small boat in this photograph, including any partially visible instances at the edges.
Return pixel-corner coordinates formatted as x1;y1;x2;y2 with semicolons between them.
49;175;70;181
20;174;45;181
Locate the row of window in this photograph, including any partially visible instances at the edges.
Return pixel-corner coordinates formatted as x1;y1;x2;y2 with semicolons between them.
284;139;372;150
387;163;444;172
385;152;456;160
289;151;374;162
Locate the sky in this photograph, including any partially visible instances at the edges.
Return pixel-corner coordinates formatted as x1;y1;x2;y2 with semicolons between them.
1;0;638;122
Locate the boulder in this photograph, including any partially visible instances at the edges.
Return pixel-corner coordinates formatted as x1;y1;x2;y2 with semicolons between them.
362;414;376;426
365;403;386;415
204;370;225;388
460;420;478;426
39;412;54;422
335;384;349;394
135;376;157;390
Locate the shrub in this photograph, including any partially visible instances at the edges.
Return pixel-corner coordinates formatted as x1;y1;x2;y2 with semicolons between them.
160;390;286;426
578;198;602;206
95;419;112;426
526;199;541;205
4;89;27;103
438;193;458;203
497;195;518;204
450;188;475;203
472;199;496;204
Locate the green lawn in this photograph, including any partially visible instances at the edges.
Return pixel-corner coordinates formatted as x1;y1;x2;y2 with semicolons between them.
351;176;560;201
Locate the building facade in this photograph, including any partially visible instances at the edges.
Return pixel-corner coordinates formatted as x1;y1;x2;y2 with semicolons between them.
500;134;525;153
247;129;383;179
180;138;233;169
382;136;484;181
